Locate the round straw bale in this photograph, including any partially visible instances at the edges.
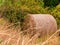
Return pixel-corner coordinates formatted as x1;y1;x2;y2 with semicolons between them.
23;14;57;36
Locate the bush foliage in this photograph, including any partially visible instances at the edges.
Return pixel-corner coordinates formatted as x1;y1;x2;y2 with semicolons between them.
51;4;60;28
0;0;60;28
44;0;60;7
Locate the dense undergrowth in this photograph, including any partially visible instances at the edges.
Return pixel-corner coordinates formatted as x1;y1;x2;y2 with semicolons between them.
0;0;60;28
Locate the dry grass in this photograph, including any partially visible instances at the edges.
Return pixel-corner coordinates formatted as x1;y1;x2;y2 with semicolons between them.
0;18;60;45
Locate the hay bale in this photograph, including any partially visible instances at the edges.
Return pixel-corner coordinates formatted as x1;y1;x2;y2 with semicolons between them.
23;14;57;36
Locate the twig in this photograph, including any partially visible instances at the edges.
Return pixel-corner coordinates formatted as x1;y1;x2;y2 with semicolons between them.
41;29;60;45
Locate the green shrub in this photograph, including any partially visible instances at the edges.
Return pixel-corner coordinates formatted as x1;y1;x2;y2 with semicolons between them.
0;0;44;30
0;0;60;28
0;0;44;23
51;4;60;28
44;0;60;7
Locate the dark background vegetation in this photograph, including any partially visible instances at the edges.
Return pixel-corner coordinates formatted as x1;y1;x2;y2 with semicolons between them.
0;0;60;28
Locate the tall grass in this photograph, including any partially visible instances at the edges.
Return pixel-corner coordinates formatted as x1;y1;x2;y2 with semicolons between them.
0;18;59;45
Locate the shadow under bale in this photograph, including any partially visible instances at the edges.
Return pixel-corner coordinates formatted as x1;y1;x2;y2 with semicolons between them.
23;14;57;36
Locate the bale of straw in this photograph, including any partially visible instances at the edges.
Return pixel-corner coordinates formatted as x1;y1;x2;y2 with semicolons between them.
23;14;57;36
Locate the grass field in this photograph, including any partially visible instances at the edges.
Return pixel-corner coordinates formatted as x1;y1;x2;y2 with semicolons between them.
0;18;60;45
